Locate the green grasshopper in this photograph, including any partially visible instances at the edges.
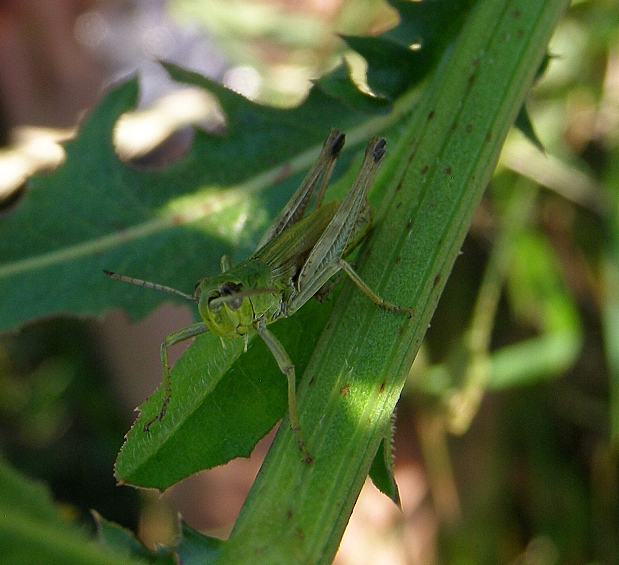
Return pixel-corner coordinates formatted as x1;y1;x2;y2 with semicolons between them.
105;130;411;462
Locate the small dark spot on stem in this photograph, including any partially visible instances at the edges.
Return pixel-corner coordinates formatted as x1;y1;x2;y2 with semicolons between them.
445;167;452;176
379;382;386;394
421;164;429;175
406;219;413;230
427;110;435;120
340;384;351;396
395;201;402;210
434;274;441;287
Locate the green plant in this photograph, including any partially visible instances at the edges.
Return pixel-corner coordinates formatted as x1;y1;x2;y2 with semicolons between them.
0;0;576;563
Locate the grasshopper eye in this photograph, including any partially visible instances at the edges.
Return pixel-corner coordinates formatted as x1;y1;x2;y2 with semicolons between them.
220;282;244;311
227;298;243;311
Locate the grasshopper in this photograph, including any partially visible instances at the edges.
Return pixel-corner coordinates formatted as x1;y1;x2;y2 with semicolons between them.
105;130;412;462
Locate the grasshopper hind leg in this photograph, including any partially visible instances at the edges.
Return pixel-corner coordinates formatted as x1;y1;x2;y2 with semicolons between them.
337;258;414;317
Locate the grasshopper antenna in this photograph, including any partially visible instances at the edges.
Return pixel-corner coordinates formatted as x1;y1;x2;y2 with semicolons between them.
103;270;197;303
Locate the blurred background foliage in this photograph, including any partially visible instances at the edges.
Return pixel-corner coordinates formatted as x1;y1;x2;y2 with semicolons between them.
0;0;618;563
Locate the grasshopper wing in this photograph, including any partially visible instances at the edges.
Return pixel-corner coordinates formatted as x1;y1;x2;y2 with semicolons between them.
291;137;386;309
255;130;345;251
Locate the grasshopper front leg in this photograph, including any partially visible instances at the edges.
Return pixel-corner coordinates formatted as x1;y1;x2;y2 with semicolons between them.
143;322;209;432
256;321;312;463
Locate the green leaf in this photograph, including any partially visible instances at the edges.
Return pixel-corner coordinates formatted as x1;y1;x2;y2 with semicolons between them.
342;0;473;99
94;512;175;564
0;456;143;565
514;53;550;150
116;298;333;489
0;0;456;333
514;104;545;151
177;522;225;565
313;61;391;114
94;513;224;565
368;413;400;506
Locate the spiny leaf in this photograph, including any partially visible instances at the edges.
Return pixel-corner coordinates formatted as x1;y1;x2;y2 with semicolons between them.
115;298;333;489
368;410;400;506
95;512;224;565
515;104;544;152
0;0;460;333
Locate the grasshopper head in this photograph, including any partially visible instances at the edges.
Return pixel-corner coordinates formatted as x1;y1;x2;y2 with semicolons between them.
196;277;255;338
